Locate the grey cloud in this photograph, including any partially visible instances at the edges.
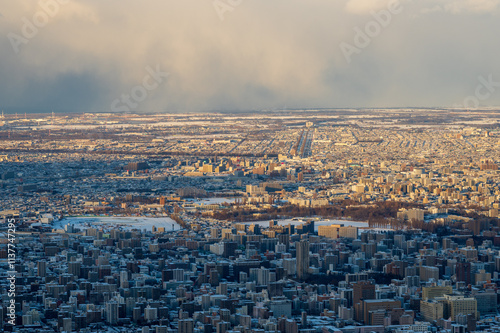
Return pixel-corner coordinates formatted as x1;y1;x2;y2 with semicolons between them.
0;0;499;113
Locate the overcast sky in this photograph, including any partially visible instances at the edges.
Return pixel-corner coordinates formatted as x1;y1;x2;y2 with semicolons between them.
1;0;500;113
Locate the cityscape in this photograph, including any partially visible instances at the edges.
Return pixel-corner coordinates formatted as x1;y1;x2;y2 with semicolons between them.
1;109;500;333
2;0;500;332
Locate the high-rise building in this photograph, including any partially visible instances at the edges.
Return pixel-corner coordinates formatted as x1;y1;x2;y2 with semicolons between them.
22;315;33;326
353;281;376;305
62;318;72;332
443;295;477;321
120;271;129;288
0;306;3;329
394;234;406;249
216;321;230;333
420;266;439;282
456;262;472;285
360;299;402;325
422;286;452;300
37;260;47;277
339;226;358;239
361;242;377;259
68;262;81;278
296;240;309;280
278;234;290;250
179;319;194;333
201;294;211;311
223;241;237;258
248;224;261;235
173;269;184;281
353;281;377;322
144;306;158;321
126;161;149;171
473;290;497;315
106;302;119;325
269;297;292;318
420;300;444;322
283;258;297;276
318;225;342;239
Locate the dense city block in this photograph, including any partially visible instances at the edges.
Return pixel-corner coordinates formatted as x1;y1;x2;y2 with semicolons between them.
1;110;500;332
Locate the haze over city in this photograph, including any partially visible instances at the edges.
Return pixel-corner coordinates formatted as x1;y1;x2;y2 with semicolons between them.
2;1;500;333
1;0;500;112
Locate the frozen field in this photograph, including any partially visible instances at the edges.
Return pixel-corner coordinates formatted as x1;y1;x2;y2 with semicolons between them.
53;216;182;232
242;219;370;231
187;198;236;205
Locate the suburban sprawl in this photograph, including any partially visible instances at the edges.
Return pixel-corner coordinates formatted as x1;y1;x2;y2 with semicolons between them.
1;109;500;333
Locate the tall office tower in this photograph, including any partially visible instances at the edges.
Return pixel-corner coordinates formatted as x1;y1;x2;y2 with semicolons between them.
37;260;47;277
296;240;310;280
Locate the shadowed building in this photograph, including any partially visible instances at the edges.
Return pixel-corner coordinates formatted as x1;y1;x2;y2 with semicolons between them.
296;240;309;280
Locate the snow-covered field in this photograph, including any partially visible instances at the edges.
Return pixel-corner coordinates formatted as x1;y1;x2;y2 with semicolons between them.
53;216;181;232
52;215;385;235
242;219;370;231
186;198;236;205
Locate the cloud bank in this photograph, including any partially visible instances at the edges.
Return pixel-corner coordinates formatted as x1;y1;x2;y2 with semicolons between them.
0;0;500;113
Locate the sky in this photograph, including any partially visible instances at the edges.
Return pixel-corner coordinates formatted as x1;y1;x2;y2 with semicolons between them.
1;0;500;113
